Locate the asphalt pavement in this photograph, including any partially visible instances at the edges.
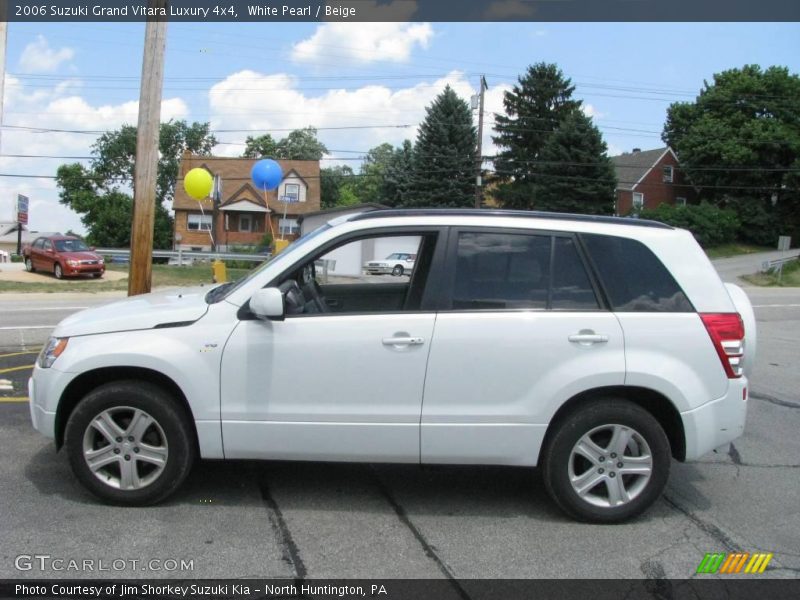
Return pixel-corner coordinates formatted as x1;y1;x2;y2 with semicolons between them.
0;253;798;580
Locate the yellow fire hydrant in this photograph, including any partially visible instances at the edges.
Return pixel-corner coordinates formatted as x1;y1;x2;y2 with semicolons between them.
212;259;227;284
273;239;290;255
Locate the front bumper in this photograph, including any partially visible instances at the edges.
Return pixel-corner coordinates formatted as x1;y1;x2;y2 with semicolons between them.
63;263;105;276
28;364;70;440
681;377;748;461
364;266;392;274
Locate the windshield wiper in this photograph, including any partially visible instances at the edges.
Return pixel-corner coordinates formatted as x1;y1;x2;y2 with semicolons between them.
205;281;235;304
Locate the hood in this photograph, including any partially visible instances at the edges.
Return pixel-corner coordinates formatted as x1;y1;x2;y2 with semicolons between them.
61;251;102;261
53;286;212;337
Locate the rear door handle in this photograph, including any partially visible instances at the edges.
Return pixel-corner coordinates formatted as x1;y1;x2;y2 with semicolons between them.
568;333;609;345
382;336;425;346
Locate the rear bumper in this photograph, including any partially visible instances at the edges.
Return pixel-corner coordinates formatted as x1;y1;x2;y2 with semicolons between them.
681;377;748;460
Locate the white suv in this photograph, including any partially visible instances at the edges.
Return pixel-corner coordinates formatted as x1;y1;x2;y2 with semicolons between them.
28;209;756;522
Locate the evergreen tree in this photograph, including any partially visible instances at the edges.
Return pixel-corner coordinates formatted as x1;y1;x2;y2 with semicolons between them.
533;111;616;215
382;140;414;206
406;85;477;207
492;63;582;209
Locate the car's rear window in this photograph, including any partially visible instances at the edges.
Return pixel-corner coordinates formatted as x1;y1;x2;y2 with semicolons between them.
581;233;693;312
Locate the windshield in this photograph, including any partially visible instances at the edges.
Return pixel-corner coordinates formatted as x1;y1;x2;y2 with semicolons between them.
54;239;90;252
386;253;411;260
205;223;332;304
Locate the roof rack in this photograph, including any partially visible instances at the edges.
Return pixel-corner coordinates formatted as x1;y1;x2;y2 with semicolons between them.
348;208;673;230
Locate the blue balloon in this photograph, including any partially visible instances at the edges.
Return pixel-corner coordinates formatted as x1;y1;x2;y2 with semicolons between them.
251;159;283;191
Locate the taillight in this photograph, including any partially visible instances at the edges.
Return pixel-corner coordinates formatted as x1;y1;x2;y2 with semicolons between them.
700;313;745;379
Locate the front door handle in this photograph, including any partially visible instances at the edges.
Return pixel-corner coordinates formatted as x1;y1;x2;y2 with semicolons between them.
382;336;425;346
568;332;609;345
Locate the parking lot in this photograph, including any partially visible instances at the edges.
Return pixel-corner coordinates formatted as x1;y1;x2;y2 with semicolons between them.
0;283;798;581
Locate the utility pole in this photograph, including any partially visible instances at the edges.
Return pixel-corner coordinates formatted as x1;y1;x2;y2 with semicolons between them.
128;2;167;296
0;21;17;252
474;75;488;209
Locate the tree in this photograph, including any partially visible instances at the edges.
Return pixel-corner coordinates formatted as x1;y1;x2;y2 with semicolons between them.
243;127;328;160
56;120;217;248
320;164;355;209
382;140;414;207
663;65;800;242
492;63;582;209
531;111;616;215
407;85;477;207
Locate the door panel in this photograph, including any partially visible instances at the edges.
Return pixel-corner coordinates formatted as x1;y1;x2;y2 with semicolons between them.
421;312;625;466
220;313;436;462
319;282;409;313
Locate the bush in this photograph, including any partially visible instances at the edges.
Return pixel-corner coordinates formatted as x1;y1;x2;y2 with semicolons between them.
723;196;780;247
226;245;262;270
638;202;740;247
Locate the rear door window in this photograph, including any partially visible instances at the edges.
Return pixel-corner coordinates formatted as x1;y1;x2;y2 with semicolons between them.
581;233;693;312
449;231;599;311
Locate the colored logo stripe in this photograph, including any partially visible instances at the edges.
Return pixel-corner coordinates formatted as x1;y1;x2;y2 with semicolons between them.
697;552;773;574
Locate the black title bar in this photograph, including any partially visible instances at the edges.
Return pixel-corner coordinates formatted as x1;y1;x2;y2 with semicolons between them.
2;0;799;22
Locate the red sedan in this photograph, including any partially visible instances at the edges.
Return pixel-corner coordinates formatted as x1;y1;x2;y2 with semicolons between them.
23;235;105;279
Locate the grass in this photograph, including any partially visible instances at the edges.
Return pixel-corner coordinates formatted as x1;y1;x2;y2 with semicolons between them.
0;264;254;294
741;258;800;287
704;243;772;259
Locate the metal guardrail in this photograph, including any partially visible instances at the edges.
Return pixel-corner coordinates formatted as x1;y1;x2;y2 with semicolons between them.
95;248;271;263
760;253;799;281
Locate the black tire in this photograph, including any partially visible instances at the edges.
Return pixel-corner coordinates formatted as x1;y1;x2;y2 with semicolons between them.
25;258;35;272
92;273;103;279
64;380;195;506
54;263;63;279
541;399;670;523
392;265;404;276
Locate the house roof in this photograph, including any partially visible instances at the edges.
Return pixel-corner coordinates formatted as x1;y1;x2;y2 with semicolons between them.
173;154;321;215
610;147;673;191
299;203;387;222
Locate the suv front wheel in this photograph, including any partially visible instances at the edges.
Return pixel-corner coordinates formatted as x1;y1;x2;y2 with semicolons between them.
541;399;670;523
64;381;195;505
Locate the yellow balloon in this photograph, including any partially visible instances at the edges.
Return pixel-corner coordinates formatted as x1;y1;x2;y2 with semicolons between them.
184;168;214;200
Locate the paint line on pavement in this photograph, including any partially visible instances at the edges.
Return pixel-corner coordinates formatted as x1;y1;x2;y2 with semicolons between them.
0;397;29;403
0;349;41;358
0;307;88;312
753;304;800;308
0;326;56;330
0;365;34;374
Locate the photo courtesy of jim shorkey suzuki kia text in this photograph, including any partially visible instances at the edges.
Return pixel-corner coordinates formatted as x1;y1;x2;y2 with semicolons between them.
15;584;382;597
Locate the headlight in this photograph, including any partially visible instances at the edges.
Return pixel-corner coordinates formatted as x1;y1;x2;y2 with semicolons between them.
38;337;69;369
67;259;79;266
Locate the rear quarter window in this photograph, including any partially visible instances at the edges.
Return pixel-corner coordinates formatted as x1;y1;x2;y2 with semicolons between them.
581;233;693;312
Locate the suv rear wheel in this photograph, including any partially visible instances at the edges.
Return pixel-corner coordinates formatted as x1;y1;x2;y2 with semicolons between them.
64;381;195;505
541;399;670;523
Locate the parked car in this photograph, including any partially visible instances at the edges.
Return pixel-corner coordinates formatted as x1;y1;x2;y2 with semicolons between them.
364;252;416;276
28;209;755;522
23;235;105;279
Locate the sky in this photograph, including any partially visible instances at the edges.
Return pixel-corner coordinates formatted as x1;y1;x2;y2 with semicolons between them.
1;21;798;234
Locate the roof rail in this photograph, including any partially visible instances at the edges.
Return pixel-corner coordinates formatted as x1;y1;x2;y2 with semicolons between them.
348;208;673;230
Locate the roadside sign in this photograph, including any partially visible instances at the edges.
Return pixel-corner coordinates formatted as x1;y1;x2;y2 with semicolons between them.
279;195;299;203
16;194;29;225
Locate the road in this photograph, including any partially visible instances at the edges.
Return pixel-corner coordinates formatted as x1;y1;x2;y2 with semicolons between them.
0;258;798;581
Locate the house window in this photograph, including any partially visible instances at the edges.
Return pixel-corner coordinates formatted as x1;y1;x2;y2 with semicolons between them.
187;213;212;231
279;218;299;235
239;214;252;233
632;193;644;210
663;166;674;183
676;197;687;206
282;183;301;203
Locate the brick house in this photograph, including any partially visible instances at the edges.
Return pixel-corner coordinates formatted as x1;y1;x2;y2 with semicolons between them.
611;147;697;215
172;154;321;252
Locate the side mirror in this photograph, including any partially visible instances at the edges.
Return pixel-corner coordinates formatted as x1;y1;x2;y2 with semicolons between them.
249;287;284;320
